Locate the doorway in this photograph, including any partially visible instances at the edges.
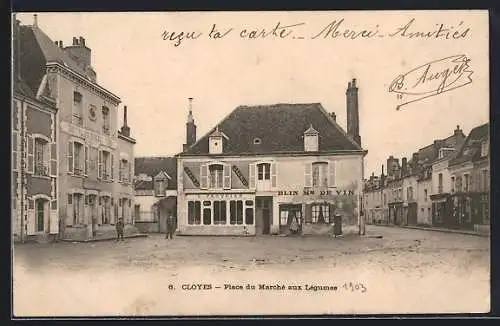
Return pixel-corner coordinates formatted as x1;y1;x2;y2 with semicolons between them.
255;196;272;235
35;198;47;232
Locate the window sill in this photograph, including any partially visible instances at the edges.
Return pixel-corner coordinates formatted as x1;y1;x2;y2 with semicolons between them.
68;173;86;179
31;174;52;180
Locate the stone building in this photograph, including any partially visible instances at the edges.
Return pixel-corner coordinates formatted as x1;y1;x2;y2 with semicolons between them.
12;16;59;241
448;123;489;232
17;15;136;240
134;156;178;233
176;79;367;236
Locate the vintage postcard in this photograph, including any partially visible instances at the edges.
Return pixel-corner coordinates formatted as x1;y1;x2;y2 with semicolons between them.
11;10;490;317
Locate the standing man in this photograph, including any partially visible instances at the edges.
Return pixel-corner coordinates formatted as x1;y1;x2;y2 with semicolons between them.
116;217;124;241
166;214;176;240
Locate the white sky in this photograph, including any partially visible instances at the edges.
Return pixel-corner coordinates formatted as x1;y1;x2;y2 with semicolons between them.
15;11;489;176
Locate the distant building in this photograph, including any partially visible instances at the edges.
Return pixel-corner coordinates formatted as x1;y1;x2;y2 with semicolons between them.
12;16;59;241
176;79;367;236
16;15;136;241
448;123;490;232
134;156;178;233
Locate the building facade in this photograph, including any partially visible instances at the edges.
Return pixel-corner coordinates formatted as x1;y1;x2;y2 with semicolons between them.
177;80;367;236
17;16;136;240
13;16;60;242
134;156;178;233
448;123;490;232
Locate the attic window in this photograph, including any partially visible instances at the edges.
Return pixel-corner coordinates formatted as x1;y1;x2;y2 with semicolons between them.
253;138;261;145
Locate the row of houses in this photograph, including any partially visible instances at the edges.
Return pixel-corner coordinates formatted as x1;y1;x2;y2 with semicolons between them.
133;81;368;236
12;15;136;242
363;122;490;234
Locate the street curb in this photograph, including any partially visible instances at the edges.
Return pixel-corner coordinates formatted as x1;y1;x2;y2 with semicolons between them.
370;224;489;237
60;234;149;243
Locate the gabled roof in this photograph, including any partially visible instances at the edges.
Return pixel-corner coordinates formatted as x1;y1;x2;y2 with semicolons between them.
181;103;363;156
449;123;489;166
415;127;466;165
19;25;87;95
134;157;177;190
304;124;319;135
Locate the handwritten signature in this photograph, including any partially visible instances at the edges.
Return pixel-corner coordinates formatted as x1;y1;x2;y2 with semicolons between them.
388;54;473;110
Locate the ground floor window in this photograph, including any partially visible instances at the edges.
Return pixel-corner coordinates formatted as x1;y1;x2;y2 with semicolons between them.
188;201;201;225
279;204;302;226
101;196;111;225
187;198;254;226
312;204;330;223
230;200;243;225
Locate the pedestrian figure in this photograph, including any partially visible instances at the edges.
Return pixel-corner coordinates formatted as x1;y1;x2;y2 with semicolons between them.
116;218;124;241
166;214;176;239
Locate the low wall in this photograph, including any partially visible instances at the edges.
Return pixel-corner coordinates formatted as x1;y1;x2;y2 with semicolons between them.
178;225;256;236
302;223;334;236
135;221;160;233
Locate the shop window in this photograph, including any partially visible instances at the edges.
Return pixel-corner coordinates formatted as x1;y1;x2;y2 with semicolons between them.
280;210;288;225
230;200;243;225
257;163;271;180
245;208;254;225
312;204;329;223
188;201;201;225
203;208;211;225
213;201;227;225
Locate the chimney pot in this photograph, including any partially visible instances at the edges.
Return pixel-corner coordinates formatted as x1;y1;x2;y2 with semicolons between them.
33;14;38;27
59;40;63;48
73;37;78;45
352;78;357;87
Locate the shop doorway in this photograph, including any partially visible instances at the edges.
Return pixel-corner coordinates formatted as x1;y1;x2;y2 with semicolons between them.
255;196;272;235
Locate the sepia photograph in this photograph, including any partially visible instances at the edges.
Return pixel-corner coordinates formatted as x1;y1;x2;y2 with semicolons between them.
11;10;490;316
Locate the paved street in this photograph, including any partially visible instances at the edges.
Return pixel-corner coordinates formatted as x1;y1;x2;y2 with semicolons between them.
13;226;490;316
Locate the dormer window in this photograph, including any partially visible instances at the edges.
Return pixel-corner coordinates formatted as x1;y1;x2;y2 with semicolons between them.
481;141;489;157
209;125;228;154
304;124;319;152
154;171;170;197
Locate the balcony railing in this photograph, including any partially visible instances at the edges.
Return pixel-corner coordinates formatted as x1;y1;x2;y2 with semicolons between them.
74;167;84;176
34;162;49;176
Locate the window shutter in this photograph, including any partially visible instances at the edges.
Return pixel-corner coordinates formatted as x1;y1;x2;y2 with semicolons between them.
84;145;89;176
12;131;18;171
305;163;312;187
118;159;123;182
50;142;57;177
67;141;73;173
200;164;208;189
27;135;34;174
50;206;58;234
223;164;231;189
110;153;114;181
27;203;35;235
98;150;103;179
128;161;132;184
329;161;336;187
271;162;277;188
249;163;256;189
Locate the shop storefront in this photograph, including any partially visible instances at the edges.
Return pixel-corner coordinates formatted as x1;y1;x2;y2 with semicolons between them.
450;192;490;230
430;194;452;227
179;192;256;236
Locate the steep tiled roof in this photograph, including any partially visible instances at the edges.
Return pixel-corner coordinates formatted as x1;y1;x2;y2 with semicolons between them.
182;103;363;156
449;123;489;166
411;128;466;166
134;157;177;190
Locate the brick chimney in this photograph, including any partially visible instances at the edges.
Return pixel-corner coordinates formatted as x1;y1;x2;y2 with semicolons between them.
346;78;361;146
401;157;408;176
120;105;131;137
64;35;94;80
183;98;197;151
